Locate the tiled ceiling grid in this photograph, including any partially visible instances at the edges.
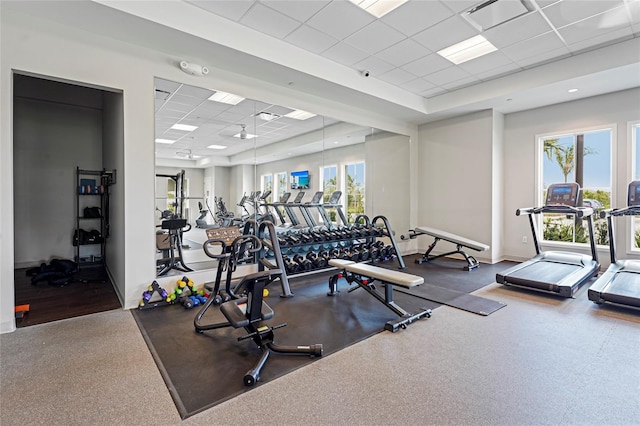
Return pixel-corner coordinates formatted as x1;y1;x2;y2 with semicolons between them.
186;0;639;97
154;78;339;160
156;0;639;163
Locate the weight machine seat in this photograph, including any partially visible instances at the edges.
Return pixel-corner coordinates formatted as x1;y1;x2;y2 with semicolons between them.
328;259;423;288
415;226;489;252
588;260;640;308
220;297;274;328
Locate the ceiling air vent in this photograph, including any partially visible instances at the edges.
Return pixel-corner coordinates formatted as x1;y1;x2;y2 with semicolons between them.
462;0;532;31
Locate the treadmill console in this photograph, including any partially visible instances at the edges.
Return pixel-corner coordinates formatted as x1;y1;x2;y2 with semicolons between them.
545;183;580;207
279;192;291;203
292;191;305;203
327;191;342;204
309;191;323;203
628;181;640;207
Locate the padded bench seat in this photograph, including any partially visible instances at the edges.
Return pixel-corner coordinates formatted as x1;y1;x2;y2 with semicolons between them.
327;259;431;332
328;259;423;288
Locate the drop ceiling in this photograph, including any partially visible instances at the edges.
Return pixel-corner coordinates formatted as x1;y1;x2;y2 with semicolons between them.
6;0;640;167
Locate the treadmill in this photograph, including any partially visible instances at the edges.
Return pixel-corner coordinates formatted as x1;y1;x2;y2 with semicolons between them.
588;181;640;309
497;182;600;298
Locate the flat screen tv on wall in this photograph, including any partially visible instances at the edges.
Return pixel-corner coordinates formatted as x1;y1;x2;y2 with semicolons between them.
291;170;310;190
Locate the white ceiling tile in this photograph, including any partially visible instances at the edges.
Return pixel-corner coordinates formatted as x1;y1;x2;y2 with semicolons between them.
176;84;214;99
401;53;452;77
533;0;561;9
565;27;634;53
501;31;566;62
400;77;436;93
440;75;479;90
186;0;254;22
377;67;416;85
457;51;514;75
515;46;571;68
374;39;431;67
155;78;182;93
322;42;370;66
306;0;375;40
474;62;523;81
483;11;553;49
558;6;633;45
542;0;625;28
240;2;301;39
423;65;472;86
442;0;479;13
259;0;330;22
285;24;338;53
352;55;395;76
381;1;454;36
344;21;406;55
413;15;478;52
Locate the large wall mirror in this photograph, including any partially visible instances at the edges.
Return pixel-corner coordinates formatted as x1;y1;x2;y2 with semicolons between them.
154;77;410;275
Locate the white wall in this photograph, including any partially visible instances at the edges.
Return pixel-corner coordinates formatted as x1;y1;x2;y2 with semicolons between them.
503;88;640;266
418;110;496;261
102;91;125;303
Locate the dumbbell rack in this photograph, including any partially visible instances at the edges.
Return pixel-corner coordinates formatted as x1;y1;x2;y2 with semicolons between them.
255;214;405;298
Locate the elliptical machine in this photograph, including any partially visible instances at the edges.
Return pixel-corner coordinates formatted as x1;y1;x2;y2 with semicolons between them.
194;234;323;386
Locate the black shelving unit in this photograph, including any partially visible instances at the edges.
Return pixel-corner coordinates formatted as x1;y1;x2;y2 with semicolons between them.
75;167;115;268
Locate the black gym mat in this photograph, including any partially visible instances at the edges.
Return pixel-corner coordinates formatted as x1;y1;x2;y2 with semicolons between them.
395;285;506;315
132;256;514;419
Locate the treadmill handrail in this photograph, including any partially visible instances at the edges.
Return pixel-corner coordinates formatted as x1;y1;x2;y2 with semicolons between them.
517;205;593;217
605;206;640;217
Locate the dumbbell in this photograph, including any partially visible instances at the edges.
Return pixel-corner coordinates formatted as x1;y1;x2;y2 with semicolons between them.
316;250;330;268
282;255;300;273
305;252;321;269
293;254;313;271
356;244;371;261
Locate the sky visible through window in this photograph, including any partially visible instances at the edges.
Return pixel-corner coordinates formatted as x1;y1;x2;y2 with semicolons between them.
543;129;611;191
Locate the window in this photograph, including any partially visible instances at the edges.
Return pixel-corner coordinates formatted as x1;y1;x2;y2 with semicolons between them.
275;172;287;201
632;122;640;249
320;165;337;202
344;162;365;224
261;174;273;203
539;127;612;245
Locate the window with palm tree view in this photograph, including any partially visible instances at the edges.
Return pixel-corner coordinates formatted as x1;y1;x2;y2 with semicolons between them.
344;162;365;224
540;128;612;245
321;165;337;223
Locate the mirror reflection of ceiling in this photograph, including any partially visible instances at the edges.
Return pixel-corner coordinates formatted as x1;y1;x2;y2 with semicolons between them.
155;78;375;167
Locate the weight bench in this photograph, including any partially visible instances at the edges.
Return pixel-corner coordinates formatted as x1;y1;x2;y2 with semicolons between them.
403;226;490;271
327;259;432;332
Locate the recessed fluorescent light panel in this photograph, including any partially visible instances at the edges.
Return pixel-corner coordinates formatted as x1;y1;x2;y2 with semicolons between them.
568;88;579;93
208;91;245;105
207;144;227;150
284;109;316;120
437;35;497;65
155;138;176;144
349;0;408;18
170;123;198;131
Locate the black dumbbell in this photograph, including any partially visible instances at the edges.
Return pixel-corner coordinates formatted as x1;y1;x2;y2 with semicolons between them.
293;254;312;271
282;255;300;273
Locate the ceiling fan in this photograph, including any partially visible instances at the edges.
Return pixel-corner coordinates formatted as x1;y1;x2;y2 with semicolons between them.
239;124;247;140
175;149;195;160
